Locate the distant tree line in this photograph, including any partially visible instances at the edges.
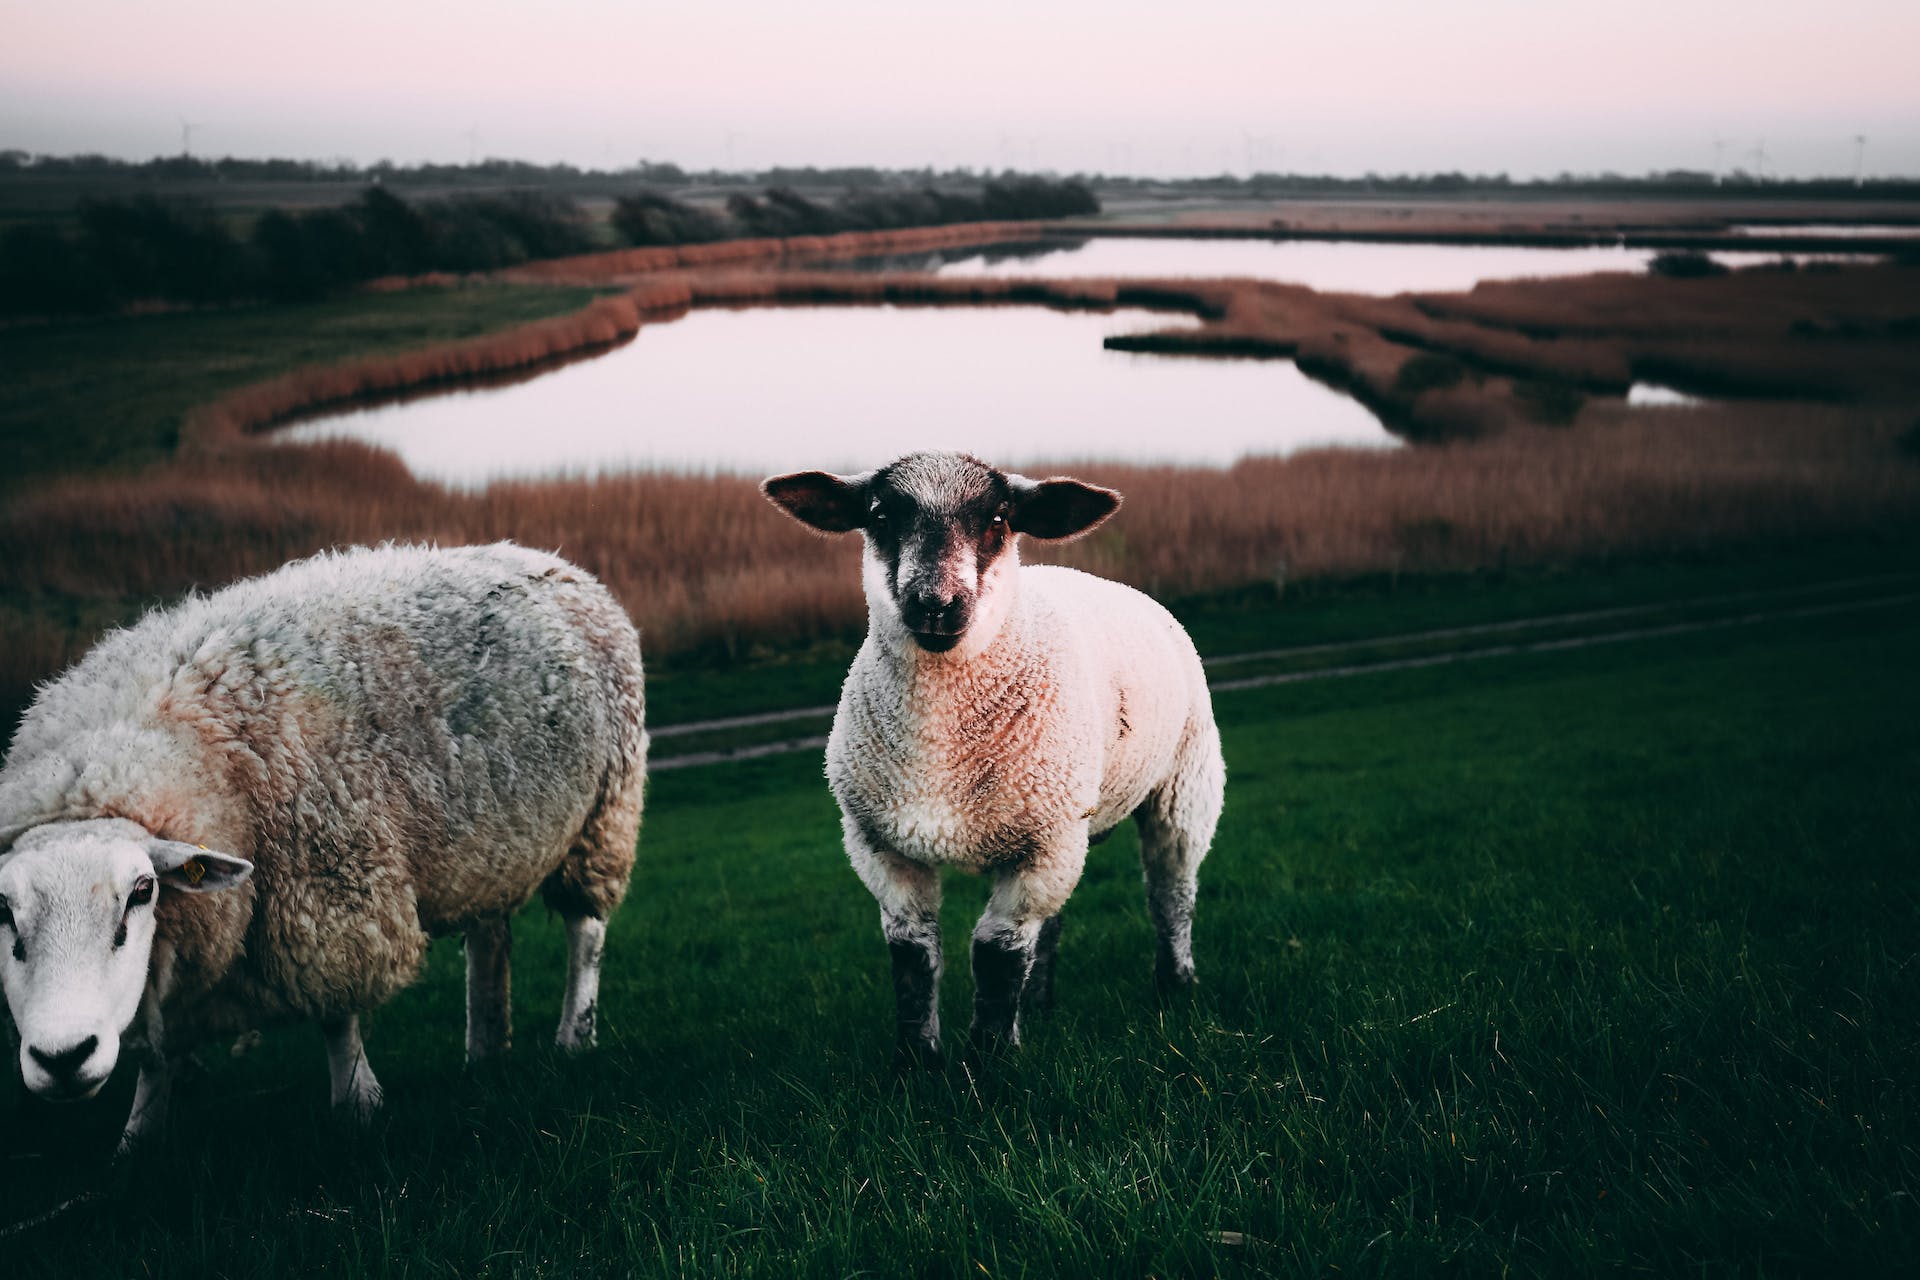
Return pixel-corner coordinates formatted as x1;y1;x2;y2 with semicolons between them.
0;177;1101;315
0;188;600;312
6;150;1916;199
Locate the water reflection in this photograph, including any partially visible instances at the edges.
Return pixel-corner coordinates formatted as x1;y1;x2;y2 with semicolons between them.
1627;383;1710;408
280;306;1396;486
837;236;1882;295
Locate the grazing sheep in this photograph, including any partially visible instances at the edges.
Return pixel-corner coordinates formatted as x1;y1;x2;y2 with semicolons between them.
763;451;1224;1067
0;542;646;1149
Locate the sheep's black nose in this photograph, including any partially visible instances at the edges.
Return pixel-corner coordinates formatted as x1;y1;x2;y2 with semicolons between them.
29;1035;98;1079
909;587;957;615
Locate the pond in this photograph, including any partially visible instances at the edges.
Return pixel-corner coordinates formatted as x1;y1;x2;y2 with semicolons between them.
833;236;1879;295
280;305;1397;486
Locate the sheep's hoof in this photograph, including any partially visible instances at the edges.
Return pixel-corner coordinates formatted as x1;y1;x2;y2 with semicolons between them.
554;1002;598;1055
1154;964;1198;1000
331;1081;385;1127
965;1021;1022;1057
115;1125;158;1160
892;1036;945;1073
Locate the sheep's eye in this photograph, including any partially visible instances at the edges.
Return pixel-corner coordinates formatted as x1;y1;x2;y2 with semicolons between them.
129;876;155;907
992;505;1009;525
869;506;888;524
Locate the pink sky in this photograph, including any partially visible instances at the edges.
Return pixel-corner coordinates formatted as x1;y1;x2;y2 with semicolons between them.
4;0;1916;177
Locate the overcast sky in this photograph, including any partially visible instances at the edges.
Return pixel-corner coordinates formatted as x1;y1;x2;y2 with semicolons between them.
4;0;1915;178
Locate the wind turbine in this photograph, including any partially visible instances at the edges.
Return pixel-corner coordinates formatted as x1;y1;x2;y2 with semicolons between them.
1711;135;1727;185
1853;134;1868;187
178;117;204;157
1748;137;1769;183
463;124;482;165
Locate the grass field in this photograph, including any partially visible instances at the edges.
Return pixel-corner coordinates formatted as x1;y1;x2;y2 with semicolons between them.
0;284;601;493
4;543;1915;1276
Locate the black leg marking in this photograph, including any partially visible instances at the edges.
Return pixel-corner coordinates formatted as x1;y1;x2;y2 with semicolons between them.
969;933;1033;1050
889;938;943;1070
1025;913;1064;1015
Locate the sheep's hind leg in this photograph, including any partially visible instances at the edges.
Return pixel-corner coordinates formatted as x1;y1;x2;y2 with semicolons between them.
544;773;640;1054
323;1015;384;1124
1135;733;1224;993
465;915;513;1061
556;915;606;1053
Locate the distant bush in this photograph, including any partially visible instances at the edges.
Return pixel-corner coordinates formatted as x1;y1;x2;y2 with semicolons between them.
610;192;729;246
1648;250;1730;279
0;176;1099;315
1513;376;1586;426
1393;352;1471;396
0;223;115;313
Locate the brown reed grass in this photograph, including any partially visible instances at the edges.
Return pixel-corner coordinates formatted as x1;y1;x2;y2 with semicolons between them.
7;233;1919;728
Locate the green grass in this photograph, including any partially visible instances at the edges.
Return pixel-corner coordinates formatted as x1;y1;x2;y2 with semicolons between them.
4;549;1916;1276
0;284;601;493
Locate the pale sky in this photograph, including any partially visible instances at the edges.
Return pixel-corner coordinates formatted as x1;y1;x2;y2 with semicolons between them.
4;0;1916;178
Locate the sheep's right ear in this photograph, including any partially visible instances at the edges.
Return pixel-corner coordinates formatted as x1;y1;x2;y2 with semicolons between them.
146;840;253;894
761;470;871;534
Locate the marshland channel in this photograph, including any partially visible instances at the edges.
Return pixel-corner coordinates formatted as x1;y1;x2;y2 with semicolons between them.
281;235;1884;485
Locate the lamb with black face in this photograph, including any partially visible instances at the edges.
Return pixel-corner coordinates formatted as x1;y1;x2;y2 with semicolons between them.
763;451;1226;1073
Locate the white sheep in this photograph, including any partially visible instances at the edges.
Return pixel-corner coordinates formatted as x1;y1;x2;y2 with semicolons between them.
764;451;1224;1066
0;542;646;1149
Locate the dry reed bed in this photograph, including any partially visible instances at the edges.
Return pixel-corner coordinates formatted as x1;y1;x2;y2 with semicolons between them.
9;231;1920;722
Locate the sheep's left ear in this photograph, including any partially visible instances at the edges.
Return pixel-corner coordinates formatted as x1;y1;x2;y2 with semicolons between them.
146;840;253;894
762;470;873;534
1007;475;1121;540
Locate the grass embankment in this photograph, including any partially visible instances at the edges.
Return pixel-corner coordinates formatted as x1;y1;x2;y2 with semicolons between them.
3;547;1915;1276
0;283;603;492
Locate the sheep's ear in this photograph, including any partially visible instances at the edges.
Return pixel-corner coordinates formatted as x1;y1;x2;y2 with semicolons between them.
146;840;253;894
1007;475;1121;540
762;470;872;534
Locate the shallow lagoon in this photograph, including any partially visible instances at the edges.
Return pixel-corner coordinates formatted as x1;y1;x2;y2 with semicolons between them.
282;305;1396;486
836;236;1876;295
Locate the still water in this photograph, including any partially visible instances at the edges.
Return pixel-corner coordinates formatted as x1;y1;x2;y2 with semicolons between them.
281;306;1396;486
840;237;1881;294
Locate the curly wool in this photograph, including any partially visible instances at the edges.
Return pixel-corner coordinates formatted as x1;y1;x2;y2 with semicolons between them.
831;562;1222;919
0;542;646;1044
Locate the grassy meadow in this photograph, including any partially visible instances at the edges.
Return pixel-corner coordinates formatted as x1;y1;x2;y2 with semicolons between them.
3;543;1917;1276
1;210;1918;1274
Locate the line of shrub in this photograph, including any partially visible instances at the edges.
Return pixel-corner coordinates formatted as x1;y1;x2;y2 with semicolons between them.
0;188;601;312
1;178;1100;316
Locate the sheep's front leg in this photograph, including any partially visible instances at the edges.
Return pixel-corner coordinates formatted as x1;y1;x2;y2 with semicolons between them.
465;915;513;1061
323;1015;384;1123
971;834;1088;1051
116;991;170;1155
846;819;944;1070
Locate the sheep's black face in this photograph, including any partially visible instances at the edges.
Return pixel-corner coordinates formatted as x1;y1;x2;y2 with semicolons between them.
864;456;1015;652
762;451;1122;655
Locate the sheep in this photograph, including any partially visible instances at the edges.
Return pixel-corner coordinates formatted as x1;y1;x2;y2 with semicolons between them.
763;451;1225;1067
0;542;646;1150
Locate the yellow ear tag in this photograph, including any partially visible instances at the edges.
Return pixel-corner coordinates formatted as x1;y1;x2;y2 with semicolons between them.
182;858;206;886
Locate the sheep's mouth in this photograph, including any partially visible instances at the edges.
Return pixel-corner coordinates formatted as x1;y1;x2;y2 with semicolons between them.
910;628;964;653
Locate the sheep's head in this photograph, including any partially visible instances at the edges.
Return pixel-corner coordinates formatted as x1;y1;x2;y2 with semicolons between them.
763;451;1119;655
0;818;251;1101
